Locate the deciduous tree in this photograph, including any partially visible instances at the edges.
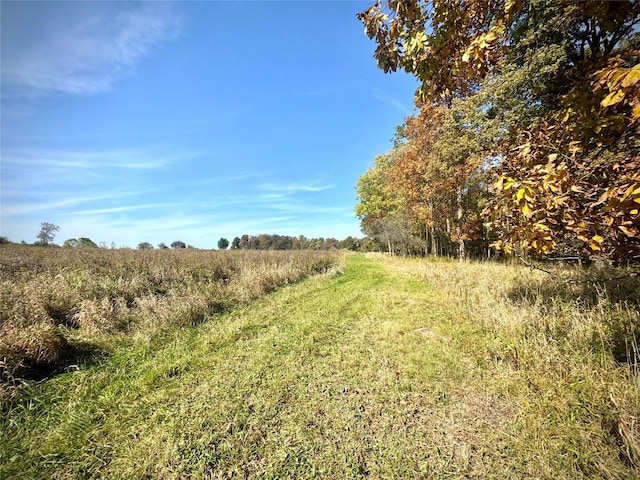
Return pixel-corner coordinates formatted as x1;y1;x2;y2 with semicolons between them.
36;222;59;246
358;0;640;261
77;238;97;248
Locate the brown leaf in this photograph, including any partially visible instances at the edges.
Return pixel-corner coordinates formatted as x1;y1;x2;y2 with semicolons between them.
619;225;638;237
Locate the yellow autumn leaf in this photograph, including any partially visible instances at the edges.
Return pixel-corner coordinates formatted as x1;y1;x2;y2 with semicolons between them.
524;188;535;201
484;30;498;44
632;104;640;121
601;89;626;107
462;47;473;63
589;240;601;251
521;203;532;216
548;153;558;162
566;143;583;159
504;0;522;14
608;69;629;89
592;235;604;243
622;65;640;88
630;209;638;215
622;184;636;200
516;188;526;200
504;0;517;13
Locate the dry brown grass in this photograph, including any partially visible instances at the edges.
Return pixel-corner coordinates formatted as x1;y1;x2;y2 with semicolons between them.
384;255;640;475
0;246;339;383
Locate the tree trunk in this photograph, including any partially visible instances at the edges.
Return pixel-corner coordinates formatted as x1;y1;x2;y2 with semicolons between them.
457;187;465;261
430;227;437;257
484;224;491;259
424;225;429;256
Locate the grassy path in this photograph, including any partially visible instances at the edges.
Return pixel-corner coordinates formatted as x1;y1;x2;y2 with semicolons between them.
1;255;637;479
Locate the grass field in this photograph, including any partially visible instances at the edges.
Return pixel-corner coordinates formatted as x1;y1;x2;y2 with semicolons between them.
0;246;339;383
1;253;639;478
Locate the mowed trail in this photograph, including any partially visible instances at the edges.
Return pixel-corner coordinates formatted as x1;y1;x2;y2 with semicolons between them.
3;255;621;479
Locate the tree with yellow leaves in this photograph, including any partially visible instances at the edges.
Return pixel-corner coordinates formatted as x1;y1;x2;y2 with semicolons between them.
358;0;639;261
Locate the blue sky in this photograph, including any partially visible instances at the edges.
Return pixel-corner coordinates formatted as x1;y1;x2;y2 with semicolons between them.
1;1;417;248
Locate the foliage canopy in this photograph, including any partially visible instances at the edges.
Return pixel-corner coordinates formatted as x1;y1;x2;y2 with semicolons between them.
357;0;639;261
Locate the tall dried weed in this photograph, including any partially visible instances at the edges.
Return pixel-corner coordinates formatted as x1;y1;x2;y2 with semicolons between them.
0;246;339;383
385;255;640;472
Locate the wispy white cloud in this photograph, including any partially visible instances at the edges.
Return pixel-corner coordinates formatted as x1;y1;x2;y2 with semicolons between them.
64;203;175;217
371;88;413;114
260;182;332;194
1;187;360;248
262;203;353;216
1;2;181;96
0;146;176;220
1;153;360;246
188;181;340;215
185;173;268;188
1;190;157;216
2;148;182;170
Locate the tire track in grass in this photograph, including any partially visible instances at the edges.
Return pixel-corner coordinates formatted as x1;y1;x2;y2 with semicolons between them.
140;255;511;478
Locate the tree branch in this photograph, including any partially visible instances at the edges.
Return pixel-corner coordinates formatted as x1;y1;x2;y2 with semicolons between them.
517;255;639;283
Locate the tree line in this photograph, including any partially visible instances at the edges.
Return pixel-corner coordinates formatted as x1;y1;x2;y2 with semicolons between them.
355;0;639;263
1;223;374;252
139;235;365;251
227;234;365;251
